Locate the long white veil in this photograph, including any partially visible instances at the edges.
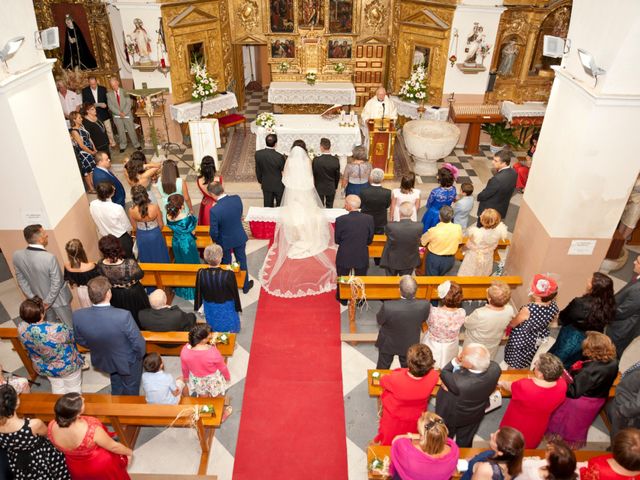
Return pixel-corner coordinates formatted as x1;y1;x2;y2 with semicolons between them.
259;146;337;297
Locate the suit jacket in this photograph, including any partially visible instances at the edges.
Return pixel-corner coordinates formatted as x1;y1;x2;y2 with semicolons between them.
608;278;640;357
81;85;110;121
73;305;145;375
92;167;126;209
106;88;133;118
380;219;423;271
334;211;374;269
360;185;392;232
139;306;196;332
375;299;429;355
435;360;501;427
210;195;248;250
255;148;285;193
12;247;72;308
312;154;341;196
476;167;517;220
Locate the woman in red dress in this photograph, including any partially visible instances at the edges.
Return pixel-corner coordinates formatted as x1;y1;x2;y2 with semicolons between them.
48;393;132;479
499;353;567;448
581;428;640;480
374;344;440;445
197;155;222;226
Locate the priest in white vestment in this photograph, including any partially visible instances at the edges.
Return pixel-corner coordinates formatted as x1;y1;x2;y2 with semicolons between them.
360;87;398;151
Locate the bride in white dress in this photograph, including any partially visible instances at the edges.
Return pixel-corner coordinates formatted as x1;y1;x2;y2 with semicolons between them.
259;145;337;297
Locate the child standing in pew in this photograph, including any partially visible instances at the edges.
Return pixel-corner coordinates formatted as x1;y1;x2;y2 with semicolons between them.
453;182;474;230
141;352;186;405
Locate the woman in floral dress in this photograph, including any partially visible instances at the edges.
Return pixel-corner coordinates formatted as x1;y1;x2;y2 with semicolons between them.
180;324;231;398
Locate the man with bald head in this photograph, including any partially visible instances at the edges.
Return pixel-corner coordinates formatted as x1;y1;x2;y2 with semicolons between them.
361;86;398;124
138;289;196;332
334;195;375;280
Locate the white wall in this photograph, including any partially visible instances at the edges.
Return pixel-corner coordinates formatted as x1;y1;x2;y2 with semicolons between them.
0;0;46;80
107;3;133;81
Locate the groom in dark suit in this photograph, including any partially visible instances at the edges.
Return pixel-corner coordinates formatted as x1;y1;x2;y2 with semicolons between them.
255;133;286;207
312;138;341;208
208;182;253;293
476;149;517;226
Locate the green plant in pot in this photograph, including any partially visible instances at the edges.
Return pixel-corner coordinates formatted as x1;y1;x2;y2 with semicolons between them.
481;122;521;153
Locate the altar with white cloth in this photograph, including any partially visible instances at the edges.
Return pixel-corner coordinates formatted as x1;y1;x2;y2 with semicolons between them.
245;206;347;240
268;81;356;106
389;95;450;122
169;92;239;123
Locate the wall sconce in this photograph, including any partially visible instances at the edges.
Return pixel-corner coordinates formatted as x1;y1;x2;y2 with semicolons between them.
0;36;25;67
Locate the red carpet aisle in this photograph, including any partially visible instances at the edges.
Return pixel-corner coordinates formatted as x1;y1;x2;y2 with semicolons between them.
232;291;348;479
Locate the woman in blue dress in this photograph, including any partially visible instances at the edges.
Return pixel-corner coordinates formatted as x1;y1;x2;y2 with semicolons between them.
129;185;170;265
195;244;242;333
421;166;457;232
166;194;200;300
69;111;96;193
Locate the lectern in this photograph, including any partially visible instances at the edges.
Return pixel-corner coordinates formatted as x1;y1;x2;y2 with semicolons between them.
367;118;396;179
449;104;502;155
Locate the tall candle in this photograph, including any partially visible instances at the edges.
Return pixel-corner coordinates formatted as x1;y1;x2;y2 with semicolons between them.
340;110;345;122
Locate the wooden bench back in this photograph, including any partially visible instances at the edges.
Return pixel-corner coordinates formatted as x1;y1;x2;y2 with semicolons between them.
139;263;246;290
162;226;212;250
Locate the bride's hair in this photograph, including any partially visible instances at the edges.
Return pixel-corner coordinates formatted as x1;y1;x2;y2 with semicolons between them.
292;139;307;152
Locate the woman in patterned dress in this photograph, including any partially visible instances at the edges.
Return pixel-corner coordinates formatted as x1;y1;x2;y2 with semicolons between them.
421;167;458;232
458;208;509;276
69;111;96;193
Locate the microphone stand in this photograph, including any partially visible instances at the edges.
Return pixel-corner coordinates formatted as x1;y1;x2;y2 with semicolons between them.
379;102;386;131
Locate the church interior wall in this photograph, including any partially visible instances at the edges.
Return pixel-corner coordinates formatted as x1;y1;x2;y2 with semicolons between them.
106;3;133;82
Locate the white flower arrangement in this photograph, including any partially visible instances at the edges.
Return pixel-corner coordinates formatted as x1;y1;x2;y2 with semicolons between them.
305;71;317;85
398;65;428;103
307;147;316;160
278;61;290;73
334;62;346;74
256;112;276;129
190;62;218;101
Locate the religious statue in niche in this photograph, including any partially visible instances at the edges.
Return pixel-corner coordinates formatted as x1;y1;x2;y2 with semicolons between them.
329;0;353;33
497;39;519;76
271;39;296;58
299;0;324;28
62;14;97;70
412;46;430;71
463;23;486;66
270;0;294;32
328;39;352;58
127;18;153;65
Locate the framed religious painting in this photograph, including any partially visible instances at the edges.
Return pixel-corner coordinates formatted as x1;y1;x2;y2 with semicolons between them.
412;46;430;71
270;38;296;59
298;0;324;29
328;0;353;33
270;0;295;33
327;38;352;59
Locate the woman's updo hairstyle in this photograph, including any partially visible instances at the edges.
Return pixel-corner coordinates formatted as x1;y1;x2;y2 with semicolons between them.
188;323;212;347
131;185;150;218
54;393;84;428
0;384;18;421
166;194;185;220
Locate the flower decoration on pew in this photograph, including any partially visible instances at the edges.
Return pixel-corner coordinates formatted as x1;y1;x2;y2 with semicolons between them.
256;112;276;130
368;453;390;476
217;333;230;345
305;71;317;85
190;62;218;101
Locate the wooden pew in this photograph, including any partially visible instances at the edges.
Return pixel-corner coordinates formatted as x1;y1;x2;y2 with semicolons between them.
162;226;212;250
139;263;246;291
17;392;225;475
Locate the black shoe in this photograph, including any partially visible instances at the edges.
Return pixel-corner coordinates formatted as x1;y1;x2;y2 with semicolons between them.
119;148;125;153
242;280;254;294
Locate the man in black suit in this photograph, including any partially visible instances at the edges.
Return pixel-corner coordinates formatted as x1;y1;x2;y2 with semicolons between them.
255;133;286;207
476;149;517;226
139;289;196;332
82;76;110;121
360;168;392;234
607;256;640;357
375;275;429;369
312;137;341;208
380;201;423;276
334;195;374;277
435;343;501;447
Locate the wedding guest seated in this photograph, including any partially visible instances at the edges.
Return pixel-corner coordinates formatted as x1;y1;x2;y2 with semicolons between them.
420;205;463;276
360;168;392;234
517;439;581;480
142;352;185;405
380;201;423;276
374;344;440;445
605;362;640;439
139;289;196;332
48;393;132;478
17;298;83;394
460;427;525;480
194;244;242;333
389;411;459;480
341;145;372;197
462;281;515;360
63;239;99;308
580;428;640;480
458;208;508;277
90;182;134;258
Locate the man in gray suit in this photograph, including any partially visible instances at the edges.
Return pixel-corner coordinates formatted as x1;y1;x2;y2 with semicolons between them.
12;224;73;327
380;201;423;276
107;77;141;153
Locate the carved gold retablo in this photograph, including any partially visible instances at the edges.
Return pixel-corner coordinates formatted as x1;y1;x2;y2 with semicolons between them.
237;0;259;30
365;0;387;32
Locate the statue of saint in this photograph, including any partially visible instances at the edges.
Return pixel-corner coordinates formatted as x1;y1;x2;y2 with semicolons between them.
497;40;519;76
62;14;97;70
129;18;153;64
464;24;484;66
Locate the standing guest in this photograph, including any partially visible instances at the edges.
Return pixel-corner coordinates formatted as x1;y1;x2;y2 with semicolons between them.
549;272;615;369
156;160;193;224
435;343;501;448
607;256;640;358
421;205;463;276
89;182;134;258
504;274;559;369
81;75;115;148
499;353;567;448
142;352;184;405
255;133;286;207
0;385;70;479
139;289;196;332
17;298;83;394
81;103;110;158
546;332;619;448
421;281;466;368
73;276;145;395
458;208;508;276
517;439;581;480
106;77;141;153
453;182;475;229
341;145;372;197
460;427;525;480
476;149;517;226
196;155;222;225
335;195;375;277
47;393;132;478
57;80;81;120
463;281;515;359
208;183;253;293
195;244;242;333
12;224;73;327
97;235;150;325
580;428;640;480
375;276;430;369
360;168;392;234
123;152;161;190
69;111;97;193
390;173;421;221
374;344;440;445
312;137;341;208
421;166;457;232
389;411;459;480
380;201;423;276
128;185;170;264
606;362;640;439
93;151;126;208
165;194;200;301
513;133;538;193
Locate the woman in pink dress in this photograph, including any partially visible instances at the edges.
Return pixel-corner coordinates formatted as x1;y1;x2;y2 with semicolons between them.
499;353;567;448
47;393;132;479
197;155;222;226
374;344;440;445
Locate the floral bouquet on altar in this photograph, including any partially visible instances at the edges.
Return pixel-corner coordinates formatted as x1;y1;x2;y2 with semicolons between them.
305;71;317;85
278;61;290;73
256;112;276;130
334;62;346;74
190;62;218;101
398;65;428;103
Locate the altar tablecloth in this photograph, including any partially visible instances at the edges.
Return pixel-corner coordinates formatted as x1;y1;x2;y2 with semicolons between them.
267;81;356;105
245;206;348;239
250;114;361;156
500;101;546;122
389;95;449;121
170;93;239;123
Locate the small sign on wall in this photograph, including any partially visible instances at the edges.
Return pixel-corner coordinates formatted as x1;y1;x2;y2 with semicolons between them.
568;240;596;256
21;210;45;226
